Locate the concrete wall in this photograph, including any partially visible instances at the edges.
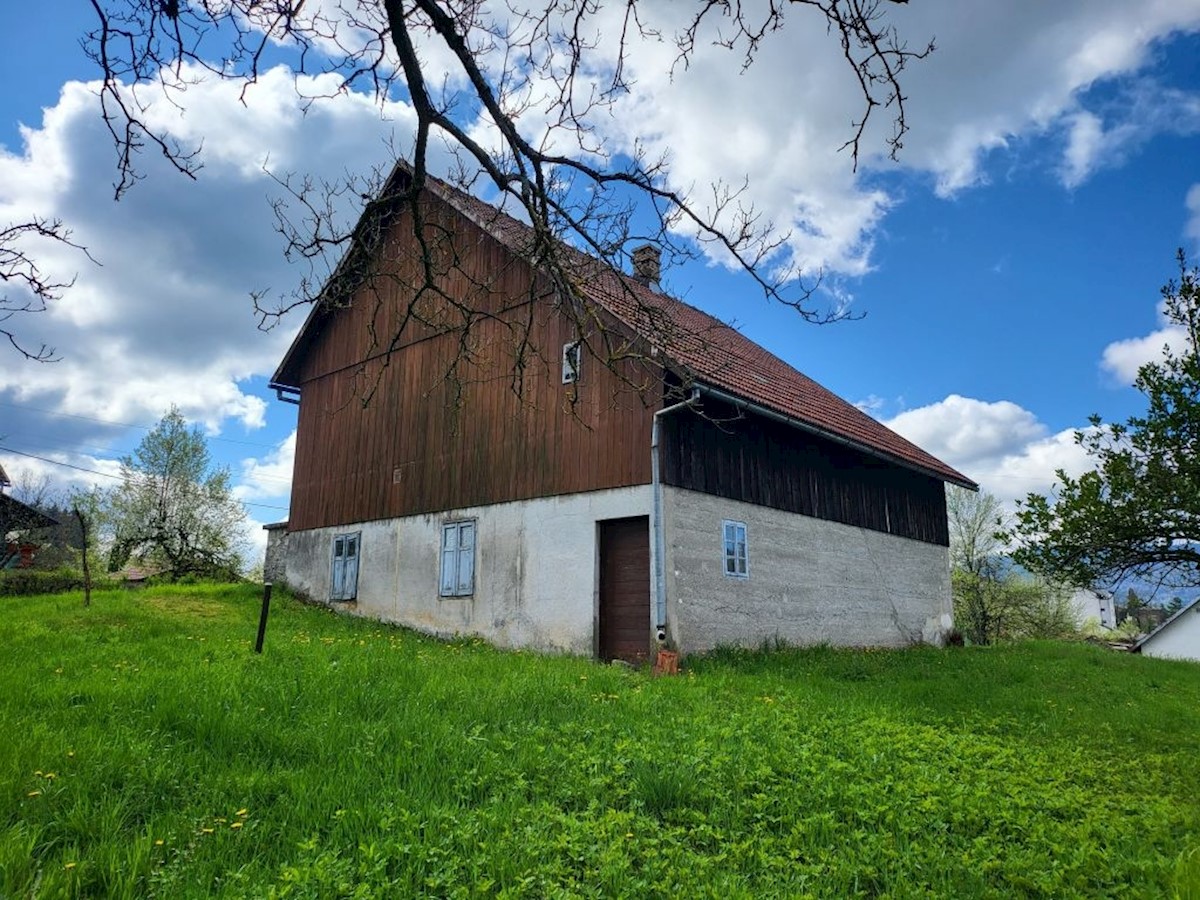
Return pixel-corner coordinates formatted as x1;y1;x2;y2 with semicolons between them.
1140;602;1200;662
274;486;652;654
661;486;953;652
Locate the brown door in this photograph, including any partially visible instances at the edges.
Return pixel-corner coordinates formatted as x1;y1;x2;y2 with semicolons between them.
598;516;651;663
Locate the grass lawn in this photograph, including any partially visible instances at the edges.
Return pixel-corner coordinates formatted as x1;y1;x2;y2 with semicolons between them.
1;585;1198;898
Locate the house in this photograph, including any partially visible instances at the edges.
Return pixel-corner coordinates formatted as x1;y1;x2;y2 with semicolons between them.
1133;599;1200;663
0;464;60;570
264;164;977;662
1069;587;1117;630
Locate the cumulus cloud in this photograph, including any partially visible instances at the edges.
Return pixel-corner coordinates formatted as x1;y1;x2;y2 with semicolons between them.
237;430;295;503
1101;322;1189;383
545;0;1200;276
885;395;1093;504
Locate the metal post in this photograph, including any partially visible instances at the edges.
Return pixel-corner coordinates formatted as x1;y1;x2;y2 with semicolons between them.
255;583;272;653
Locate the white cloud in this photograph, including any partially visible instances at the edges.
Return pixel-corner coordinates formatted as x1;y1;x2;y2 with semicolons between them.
0;65;426;460
1058;84;1200;188
885;395;1093;504
1101;323;1189;383
509;0;1200;276
237;430;295;503
1061;111;1107;189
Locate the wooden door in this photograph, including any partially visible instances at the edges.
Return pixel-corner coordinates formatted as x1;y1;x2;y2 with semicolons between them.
598;516;651;663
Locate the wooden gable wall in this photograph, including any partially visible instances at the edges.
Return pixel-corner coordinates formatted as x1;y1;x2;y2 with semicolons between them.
286;198;658;531
661;401;950;546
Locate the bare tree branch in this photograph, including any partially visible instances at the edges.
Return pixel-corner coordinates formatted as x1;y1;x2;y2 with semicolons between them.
81;0;932;401
1;217;95;362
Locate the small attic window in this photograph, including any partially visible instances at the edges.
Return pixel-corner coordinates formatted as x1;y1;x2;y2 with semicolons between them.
562;341;581;384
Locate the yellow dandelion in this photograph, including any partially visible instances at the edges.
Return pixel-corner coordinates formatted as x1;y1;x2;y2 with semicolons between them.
154;839;164;846
44;773;57;780
64;862;77;870
67;751;75;758
201;827;214;835
236;808;249;817
230;822;243;829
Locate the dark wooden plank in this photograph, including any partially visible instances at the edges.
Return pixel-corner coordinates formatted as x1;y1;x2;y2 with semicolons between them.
598;516;650;664
662;405;948;547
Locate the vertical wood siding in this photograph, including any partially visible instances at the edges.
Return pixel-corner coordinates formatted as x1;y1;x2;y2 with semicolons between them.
661;403;950;546
287;202;657;530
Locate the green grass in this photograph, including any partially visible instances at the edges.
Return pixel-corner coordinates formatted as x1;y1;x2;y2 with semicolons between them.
2;585;1198;898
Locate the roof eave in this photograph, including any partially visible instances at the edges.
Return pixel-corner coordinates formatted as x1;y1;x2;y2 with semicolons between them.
694;381;978;490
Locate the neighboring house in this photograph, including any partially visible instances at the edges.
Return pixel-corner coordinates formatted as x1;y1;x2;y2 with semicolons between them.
0;465;60;570
265;164;977;662
1133;599;1200;663
1069;587;1117;630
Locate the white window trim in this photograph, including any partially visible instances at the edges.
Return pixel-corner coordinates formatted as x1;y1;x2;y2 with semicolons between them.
439;519;477;597
722;519;749;579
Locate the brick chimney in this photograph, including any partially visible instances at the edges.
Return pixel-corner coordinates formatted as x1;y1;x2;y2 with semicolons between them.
631;244;661;287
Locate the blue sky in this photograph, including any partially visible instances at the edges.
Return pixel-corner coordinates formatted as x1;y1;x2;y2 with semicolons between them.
1;2;1199;563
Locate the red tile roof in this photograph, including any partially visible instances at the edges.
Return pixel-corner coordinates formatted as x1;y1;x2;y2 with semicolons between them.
423;173;976;489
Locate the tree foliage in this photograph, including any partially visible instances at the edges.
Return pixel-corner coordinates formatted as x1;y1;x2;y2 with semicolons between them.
107;408;246;579
947;486;1004;576
947;486;1079;644
1010;252;1200;590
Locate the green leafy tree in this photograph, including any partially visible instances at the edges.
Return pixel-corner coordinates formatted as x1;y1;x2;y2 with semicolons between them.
1011;252;1200;590
107;408;246;580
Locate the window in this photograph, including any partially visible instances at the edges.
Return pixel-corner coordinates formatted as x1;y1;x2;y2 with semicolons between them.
722;520;748;578
330;532;361;600
440;520;476;597
562;341;581;384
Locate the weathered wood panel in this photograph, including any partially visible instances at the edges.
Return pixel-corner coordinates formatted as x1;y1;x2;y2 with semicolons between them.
598;516;651;663
287;217;658;530
661;402;949;546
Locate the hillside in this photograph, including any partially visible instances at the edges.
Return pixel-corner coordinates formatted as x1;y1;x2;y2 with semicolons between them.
2;585;1198;898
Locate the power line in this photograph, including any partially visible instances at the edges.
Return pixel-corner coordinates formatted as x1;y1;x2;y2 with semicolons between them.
0;446;290;512
5;432;293;483
0;400;287;449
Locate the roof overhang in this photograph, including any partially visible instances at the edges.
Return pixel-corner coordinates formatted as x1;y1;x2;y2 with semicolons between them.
694;382;979;490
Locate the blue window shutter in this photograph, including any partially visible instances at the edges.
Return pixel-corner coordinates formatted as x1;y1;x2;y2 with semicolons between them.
457;522;475;594
440;524;458;596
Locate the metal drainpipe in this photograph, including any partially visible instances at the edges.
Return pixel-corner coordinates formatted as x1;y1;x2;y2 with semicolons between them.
651;388;700;639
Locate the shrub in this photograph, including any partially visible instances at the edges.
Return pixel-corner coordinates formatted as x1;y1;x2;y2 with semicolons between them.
0;567;84;597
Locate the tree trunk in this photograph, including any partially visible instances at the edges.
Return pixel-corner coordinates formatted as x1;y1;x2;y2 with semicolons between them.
75;506;92;608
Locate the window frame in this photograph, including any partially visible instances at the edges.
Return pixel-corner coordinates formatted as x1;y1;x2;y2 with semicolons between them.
722;519;749;579
439;519;477;597
561;340;582;384
330;530;361;601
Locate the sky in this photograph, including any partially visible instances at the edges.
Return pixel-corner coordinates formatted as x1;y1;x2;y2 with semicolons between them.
1;1;1199;566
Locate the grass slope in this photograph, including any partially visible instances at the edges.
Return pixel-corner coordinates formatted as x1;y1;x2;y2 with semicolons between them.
1;585;1198;898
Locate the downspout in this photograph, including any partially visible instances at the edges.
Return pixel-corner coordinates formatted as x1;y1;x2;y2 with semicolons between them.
652;387;700;640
